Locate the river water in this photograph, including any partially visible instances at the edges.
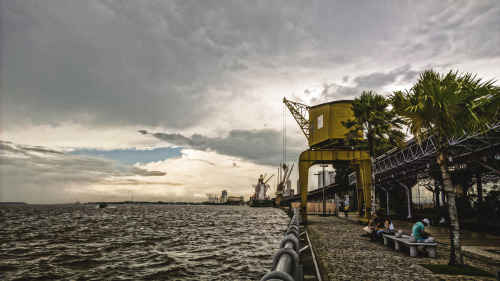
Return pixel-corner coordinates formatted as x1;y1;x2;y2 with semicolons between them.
0;204;289;280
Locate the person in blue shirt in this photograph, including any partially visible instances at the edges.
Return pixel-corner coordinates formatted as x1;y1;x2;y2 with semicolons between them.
412;218;431;241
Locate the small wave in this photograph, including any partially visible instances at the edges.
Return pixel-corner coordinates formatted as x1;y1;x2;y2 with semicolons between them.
146;257;176;268
6;247;31;255
188;254;220;262
144;266;194;280
60;258;104;270
0;204;289;280
51;253;81;263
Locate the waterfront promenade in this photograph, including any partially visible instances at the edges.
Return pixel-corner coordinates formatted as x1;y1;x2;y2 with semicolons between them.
306;215;500;280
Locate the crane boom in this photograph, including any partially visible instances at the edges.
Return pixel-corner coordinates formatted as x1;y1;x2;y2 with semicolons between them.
283;164;294;183
264;174;274;184
283;98;309;140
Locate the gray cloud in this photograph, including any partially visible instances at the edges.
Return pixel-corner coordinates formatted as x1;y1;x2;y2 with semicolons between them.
394;1;500;62
3;1;499;204
303;65;421;105
144;129;304;166
1;1;320;129
353;65;419;89
98;179;181;186
353;72;399;89
0;141;167;203
226;60;249;72
4;1;497;132
129;166;167;177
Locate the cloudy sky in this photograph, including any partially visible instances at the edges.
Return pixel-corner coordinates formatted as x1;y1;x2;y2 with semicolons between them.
1;1;499;203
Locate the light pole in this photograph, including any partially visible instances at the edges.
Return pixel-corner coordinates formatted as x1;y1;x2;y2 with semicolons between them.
320;164;328;216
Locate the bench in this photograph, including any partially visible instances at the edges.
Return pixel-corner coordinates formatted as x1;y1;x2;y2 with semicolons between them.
382;234;437;258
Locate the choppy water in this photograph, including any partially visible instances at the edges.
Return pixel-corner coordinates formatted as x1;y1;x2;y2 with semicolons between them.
0;204;289;280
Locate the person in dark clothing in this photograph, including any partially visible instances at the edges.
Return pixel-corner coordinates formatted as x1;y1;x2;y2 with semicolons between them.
368;213;380;241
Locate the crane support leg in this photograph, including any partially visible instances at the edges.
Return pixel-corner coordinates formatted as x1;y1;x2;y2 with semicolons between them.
298;149;370;223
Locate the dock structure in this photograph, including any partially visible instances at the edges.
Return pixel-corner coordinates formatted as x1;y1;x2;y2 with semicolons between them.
284;97;500;224
373;122;500;184
349;122;500;219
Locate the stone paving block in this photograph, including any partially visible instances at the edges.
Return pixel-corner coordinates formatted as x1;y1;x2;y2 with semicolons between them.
306;215;499;281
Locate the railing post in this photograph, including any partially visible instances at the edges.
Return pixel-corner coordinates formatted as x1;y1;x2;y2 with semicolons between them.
261;210;302;281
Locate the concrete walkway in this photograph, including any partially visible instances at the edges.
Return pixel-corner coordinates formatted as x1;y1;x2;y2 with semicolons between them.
344;213;500;263
306;215;499;281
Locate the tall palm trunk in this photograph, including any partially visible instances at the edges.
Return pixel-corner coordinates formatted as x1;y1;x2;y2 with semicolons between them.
370;156;376;215
435;181;441;208
368;126;376;215
438;151;464;266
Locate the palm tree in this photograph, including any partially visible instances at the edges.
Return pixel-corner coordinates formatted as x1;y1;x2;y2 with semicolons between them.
342;91;405;215
391;69;500;266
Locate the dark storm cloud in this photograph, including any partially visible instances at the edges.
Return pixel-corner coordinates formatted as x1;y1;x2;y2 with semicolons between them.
307;65;421;104
419;1;500;59
353;65;419;89
2;1;498;132
226;60;249;72
353;72;399;89
391;1;500;63
3;1;209;128
143;129;304;166
1;1;323;129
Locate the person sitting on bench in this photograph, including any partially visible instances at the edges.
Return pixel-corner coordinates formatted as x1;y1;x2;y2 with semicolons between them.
376;216;395;240
412;218;431;241
368;213;380;241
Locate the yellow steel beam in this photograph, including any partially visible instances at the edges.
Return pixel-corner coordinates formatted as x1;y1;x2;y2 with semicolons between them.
298;149;371;223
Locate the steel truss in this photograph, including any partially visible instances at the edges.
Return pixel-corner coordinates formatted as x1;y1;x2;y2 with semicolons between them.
373;122;500;186
283;98;310;140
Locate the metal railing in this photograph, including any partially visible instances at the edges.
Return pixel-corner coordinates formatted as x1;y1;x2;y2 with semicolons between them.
261;209;302;281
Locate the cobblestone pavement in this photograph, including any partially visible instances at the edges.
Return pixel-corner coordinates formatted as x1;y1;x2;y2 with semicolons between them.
306;215;499;281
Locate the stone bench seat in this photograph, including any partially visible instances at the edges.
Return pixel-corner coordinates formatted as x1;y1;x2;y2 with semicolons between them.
382;233;438;258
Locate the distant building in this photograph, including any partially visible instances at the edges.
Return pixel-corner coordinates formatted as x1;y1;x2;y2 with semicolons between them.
317;170;336;188
284;179;294;197
329;171;335;185
220;190;228;203
227;196;244;203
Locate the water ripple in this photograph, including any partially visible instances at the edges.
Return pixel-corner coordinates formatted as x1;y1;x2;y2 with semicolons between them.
0;204;288;280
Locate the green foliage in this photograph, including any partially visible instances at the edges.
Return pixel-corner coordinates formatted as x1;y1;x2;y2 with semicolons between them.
333;162;353;189
456;196;474;219
387;189;410;219
480;185;500;224
391;70;500;147
391;69;500;266
342;91;406;157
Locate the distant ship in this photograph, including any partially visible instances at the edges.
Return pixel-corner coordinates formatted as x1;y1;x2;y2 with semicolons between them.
249;174;275;207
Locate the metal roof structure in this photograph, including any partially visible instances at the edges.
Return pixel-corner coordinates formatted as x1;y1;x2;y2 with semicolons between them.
349;122;500;187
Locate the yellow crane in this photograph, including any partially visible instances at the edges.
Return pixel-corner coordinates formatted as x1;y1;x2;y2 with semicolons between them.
283;97;372;222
